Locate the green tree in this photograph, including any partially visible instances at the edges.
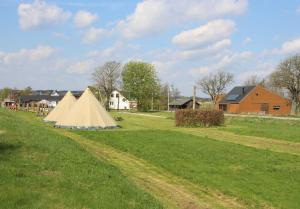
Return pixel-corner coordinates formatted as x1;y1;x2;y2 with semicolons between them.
270;55;300;115
22;86;32;96
91;61;121;109
0;87;11;102
122;61;160;111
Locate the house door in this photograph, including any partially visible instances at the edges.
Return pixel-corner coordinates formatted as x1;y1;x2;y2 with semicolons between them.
260;103;269;114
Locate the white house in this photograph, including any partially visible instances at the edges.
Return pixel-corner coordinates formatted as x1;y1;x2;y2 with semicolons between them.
109;90;130;110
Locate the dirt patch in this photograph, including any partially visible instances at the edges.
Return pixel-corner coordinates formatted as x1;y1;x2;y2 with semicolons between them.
0;130;5;135
39;170;61;178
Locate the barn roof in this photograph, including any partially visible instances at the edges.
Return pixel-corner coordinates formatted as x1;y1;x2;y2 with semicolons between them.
169;98;200;106
20;95;63;103
219;86;256;104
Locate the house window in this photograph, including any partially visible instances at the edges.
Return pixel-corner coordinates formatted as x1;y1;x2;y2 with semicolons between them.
122;98;126;102
273;105;280;110
110;102;114;106
111;94;114;98
116;93;119;97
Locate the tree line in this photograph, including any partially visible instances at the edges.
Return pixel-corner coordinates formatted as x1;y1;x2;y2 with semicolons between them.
91;61;180;111
1;55;299;114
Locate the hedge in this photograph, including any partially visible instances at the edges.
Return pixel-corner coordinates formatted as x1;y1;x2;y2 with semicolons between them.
175;109;224;127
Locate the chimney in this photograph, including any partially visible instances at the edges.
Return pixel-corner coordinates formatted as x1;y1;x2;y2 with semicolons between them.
242;87;245;94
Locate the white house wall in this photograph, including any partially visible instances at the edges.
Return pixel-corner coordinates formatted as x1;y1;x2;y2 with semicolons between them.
109;90;130;110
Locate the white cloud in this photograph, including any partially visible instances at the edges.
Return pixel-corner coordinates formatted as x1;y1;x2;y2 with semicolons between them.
181;39;232;59
238;61;276;83
87;41;140;58
18;0;71;30
83;27;110;44
172;19;235;49
66;60;95;74
244;37;252;45
280;37;300;54
52;32;69;40
190;51;253;75
116;0;247;39
74;11;98;28
263;37;300;55
1;45;58;64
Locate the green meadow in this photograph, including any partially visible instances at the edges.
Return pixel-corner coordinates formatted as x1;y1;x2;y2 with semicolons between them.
0;109;162;209
1;108;300;209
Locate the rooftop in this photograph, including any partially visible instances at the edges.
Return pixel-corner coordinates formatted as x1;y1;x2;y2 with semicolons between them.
219;86;256;104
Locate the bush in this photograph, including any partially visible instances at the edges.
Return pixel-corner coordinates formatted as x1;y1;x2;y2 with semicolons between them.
114;116;124;121
175;109;224;127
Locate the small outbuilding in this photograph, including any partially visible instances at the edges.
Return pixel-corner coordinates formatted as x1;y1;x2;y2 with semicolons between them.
169;98;200;111
218;85;291;116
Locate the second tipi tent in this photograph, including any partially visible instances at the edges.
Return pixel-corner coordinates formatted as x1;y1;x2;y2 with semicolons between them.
55;88;117;129
44;91;77;122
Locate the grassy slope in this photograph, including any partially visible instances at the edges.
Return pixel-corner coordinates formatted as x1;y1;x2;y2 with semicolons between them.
0;109;162;209
77;113;300;209
219;117;300;143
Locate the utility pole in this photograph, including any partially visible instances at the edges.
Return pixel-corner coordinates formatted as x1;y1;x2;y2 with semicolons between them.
193;85;196;110
117;93;120;111
151;92;154;111
167;86;170;111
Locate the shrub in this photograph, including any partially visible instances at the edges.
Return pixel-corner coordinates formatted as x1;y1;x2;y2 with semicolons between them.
175;109;224;127
114;116;124;121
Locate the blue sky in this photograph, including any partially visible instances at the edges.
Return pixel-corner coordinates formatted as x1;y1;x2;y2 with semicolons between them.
0;0;300;96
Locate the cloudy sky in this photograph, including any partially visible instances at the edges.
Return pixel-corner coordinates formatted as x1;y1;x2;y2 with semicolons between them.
0;0;300;96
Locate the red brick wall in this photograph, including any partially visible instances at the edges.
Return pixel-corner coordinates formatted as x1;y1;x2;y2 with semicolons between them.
238;86;291;116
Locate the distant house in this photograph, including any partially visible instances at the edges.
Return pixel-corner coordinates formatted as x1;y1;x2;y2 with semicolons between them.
218;85;291;116
169;98;200;111
109;90;130;110
19;90;83;107
20;95;63;107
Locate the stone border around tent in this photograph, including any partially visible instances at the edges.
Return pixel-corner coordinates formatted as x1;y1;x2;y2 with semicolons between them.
55;125;120;130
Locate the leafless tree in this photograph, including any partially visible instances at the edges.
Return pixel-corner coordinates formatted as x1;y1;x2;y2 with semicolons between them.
197;71;234;104
244;75;266;87
91;61;121;109
269;55;300;115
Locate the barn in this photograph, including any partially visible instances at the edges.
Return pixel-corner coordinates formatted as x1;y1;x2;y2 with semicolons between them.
218;85;291;116
169;98;200;111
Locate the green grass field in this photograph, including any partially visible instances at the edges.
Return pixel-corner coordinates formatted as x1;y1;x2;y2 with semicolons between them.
219;117;300;142
1;108;300;209
0;109;162;209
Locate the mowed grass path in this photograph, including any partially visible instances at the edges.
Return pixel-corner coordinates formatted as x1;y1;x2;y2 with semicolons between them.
0;109;162;209
219;117;300;143
77;112;300;209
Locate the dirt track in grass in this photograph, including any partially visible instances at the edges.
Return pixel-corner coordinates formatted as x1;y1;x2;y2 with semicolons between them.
180;128;300;157
17;112;276;209
58;130;250;209
115;112;300;157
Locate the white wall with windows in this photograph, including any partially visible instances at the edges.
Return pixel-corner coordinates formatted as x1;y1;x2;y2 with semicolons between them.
109;90;130;110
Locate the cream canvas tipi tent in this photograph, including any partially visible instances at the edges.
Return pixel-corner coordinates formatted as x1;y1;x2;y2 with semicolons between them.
44;91;77;122
55;88;117;129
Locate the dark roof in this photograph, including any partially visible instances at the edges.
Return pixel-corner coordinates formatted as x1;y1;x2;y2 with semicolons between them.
57;91;83;97
31;90;83;97
220;86;256;104
32;90;53;95
169;98;200;106
20;95;63;103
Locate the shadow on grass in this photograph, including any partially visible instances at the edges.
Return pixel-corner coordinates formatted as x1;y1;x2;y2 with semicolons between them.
0;143;21;157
